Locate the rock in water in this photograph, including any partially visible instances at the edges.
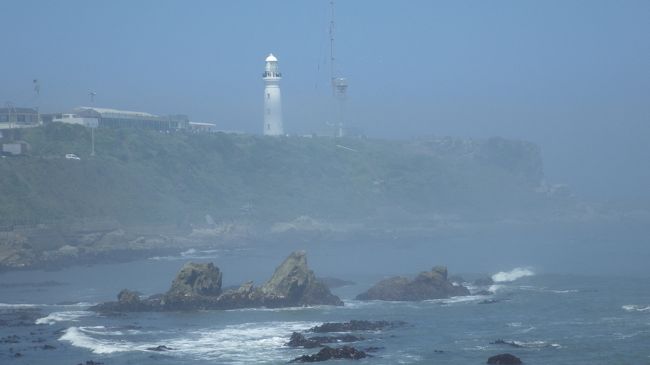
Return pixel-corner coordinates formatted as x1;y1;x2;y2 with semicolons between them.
308;320;403;333
487;353;523;364
261;251;343;306
92;251;342;312
289;346;367;362
166;262;222;297
356;265;470;301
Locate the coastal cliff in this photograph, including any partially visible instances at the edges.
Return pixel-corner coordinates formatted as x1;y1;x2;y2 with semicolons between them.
0;123;576;271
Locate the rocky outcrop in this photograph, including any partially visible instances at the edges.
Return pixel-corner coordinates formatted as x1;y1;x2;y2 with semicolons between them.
260;251;342;306
286;332;363;348
474;276;495;286
308;320;404;333
487;353;522;364
163;262;222;307
356;266;470;301
289;346;367;363
92;251;342;312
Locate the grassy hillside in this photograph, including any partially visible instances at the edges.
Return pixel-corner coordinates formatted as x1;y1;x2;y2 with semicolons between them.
0;123;563;227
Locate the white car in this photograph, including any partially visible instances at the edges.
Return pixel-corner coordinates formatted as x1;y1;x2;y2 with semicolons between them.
65;154;81;160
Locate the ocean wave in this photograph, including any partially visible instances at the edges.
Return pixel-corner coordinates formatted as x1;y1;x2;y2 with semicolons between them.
60;327;142;354
491;267;535;283
172;321;319;362
492;338;560;349
149;248;224;261
0;302;95;309
61;321;319;362
425;295;490;305
35;310;93;325
0;302;44;308
622;304;650;312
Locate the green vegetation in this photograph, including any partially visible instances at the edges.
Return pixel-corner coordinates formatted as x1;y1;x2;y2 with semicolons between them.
0;123;561;227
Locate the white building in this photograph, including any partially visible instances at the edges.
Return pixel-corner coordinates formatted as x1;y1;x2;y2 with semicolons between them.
52;113;99;128
263;53;283;136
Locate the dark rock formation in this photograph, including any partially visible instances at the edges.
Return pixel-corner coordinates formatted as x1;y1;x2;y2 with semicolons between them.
166;262;222;298
146;345;173;351
92;251;342;312
474;277;495;286
487;353;522;364
308;320;404;333
286;332;363;348
356;266;470;301
260;251;342;306
289;346;367;363
287;332;322;348
479;299;500;304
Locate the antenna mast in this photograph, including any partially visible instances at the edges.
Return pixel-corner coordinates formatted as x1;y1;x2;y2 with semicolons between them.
329;0;336;95
328;0;348;137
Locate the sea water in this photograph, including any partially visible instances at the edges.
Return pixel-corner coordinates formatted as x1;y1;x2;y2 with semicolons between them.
1;244;650;364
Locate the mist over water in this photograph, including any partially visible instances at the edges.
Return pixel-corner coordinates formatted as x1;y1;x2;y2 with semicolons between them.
1;0;650;364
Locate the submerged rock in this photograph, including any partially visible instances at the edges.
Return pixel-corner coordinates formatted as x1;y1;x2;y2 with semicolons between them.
289;346;367;362
146;345;174;351
92;251;342;312
356;266;470;301
487;353;522;364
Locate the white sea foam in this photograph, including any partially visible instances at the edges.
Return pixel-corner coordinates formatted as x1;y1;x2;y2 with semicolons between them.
150;248;222;261
622;304;650;312
0;302;95;309
0;302;43;308
491;267;535;283
425;295;489;305
61;321;318;362
60;327;142;354
35;310;93;325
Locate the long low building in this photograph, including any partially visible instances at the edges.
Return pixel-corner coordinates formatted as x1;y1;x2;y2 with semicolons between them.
0;107;40;129
72;107;189;130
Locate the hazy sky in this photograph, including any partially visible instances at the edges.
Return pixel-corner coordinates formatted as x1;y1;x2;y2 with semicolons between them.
1;0;648;201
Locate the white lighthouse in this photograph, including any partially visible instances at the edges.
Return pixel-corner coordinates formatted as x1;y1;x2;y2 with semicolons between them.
263;53;283;136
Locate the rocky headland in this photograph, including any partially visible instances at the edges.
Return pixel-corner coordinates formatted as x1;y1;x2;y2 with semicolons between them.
356;265;470;301
92;251;342;312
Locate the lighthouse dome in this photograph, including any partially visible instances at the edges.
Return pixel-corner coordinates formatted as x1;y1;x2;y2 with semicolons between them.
265;53;278;62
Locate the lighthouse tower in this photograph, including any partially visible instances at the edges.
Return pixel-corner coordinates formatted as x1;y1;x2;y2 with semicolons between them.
263;53;283;136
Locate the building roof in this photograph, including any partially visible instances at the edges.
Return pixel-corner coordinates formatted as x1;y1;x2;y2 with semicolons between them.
265;53;278;62
74;106;158;118
0;107;38;114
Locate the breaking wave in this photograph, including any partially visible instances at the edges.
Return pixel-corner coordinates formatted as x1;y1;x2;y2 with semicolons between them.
60;321;318;362
35;310;93;325
491;268;535;283
622;305;650;312
149;248;222;261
